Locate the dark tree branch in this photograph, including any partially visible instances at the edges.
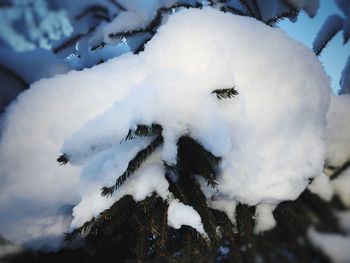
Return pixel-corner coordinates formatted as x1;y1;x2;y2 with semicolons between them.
101;135;164;197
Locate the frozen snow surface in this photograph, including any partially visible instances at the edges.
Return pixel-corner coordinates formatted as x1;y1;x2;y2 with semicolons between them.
0;7;333;248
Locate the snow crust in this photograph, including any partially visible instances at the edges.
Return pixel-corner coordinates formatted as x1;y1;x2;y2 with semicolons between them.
0;8;331;247
167;199;206;236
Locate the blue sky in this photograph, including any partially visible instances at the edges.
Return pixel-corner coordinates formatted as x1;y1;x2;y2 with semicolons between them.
279;0;349;93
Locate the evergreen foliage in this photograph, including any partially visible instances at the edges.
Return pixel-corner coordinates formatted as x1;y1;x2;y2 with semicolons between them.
52;0;309;57
101;135;164;197
47;190;342;263
57;154;69;165
329;160;350;180
211;87;238;100
2;1;349;263
54;84;348;263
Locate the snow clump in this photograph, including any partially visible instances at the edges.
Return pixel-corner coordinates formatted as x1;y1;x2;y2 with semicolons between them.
0;7;331;248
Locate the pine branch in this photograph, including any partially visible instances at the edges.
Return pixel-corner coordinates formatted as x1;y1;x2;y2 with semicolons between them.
280;0;299;13
330;160;350;180
280;0;300;18
99;195;135;225
137;193;160;214
90;42;105;51
0;1;11;8
313;15;344;56
133;36;152;54
102;3;194;52
220;5;247;16
265;10;298;26
251;0;262;20
164;166;218;241
109;0;127;11
75;5;109;21
53;34;83;54
53;26;98;54
239;0;255;17
64;219;95;242
108;29;148;41
93;14;111;22
57;154;69;165
206;177;219;188
177;136;220;189
148;10;164;33
208;0;229;4
101;135;164;197
125;124;162;141
0;64;28;88
211;86;239;100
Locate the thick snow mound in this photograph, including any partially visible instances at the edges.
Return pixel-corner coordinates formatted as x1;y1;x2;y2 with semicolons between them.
0;7;331;246
63;7;330;205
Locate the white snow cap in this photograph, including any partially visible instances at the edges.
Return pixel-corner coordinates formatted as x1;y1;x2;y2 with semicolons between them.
167;199;206;236
208;198;237;225
63;7;330;205
254;203;277;234
0;7;331;247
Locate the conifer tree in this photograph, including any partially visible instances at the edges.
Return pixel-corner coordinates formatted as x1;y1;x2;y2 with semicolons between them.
1;1;349;263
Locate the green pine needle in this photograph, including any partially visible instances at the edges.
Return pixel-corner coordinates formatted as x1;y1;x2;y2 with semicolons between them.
125;124;162;141
57;154;69;165
211;87;238;100
101;135;164;197
64;219;95;242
